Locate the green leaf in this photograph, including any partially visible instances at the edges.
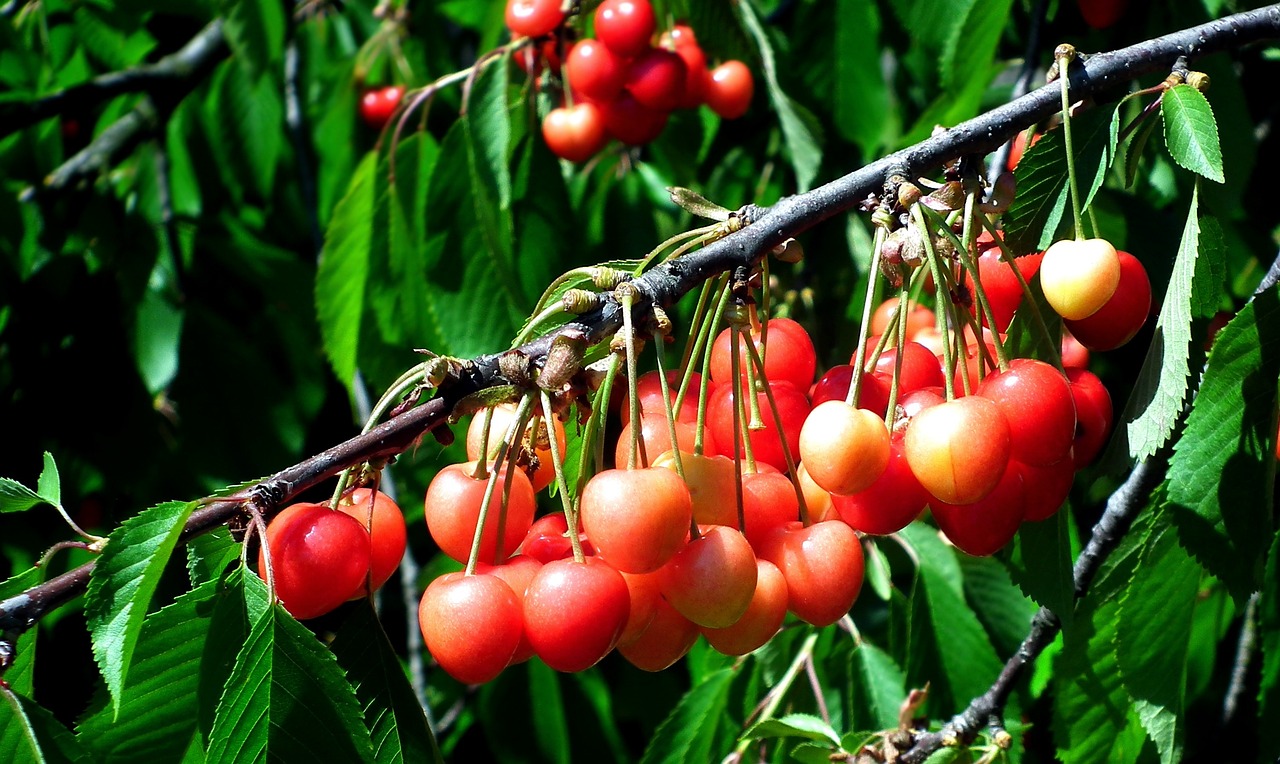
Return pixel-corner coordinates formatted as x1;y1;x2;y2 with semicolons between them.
222;0;285;82
186;527;242;587
207;62;282;202
863;538;893;601
0;478;43;513
527;661;570;764
1190;217;1226;319
316;151;377;389
197;567;268;745
848;642;906;731
1;690;90;764
0;568;42;697
569;672;630;764
1004;508;1075;631
833;0;891;154
1165;290;1280;599
1115;184;1205;463
958;554;1036;659
133;278;185;396
742;713;840;745
1161;84;1225;184
330;602;441;764
1116;512;1200;763
85;499;198;718
1258;531;1280;760
76;581;217;762
36;452;59;507
737;0;822;193
639;668;734;764
207;579;373;763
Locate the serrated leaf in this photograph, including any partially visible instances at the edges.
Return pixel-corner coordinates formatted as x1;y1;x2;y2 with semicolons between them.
1116;513;1199;764
76;581;217;761
1123;114;1160;189
639;668;734;764
1258;531;1280;760
1191;217;1226;319
958;555;1036;658
848;641;906;731
1;690;90;764
316;151;377;389
1004;508;1075;631
1165;290;1280;599
186;527;241;587
222;0;285;82
35;452;59;507
0;568;42;696
737;0;822;193
1116;185;1205;463
1161;84;1225;183
85;499;198;718
1052;593;1137;763
208;62;282;201
197;567;268;745
742;713;840;745
330;602;441;764
1004;106;1117;254
207;578;373;763
0;478;43;513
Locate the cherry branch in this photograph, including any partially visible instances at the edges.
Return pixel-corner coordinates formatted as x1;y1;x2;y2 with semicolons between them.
3;4;1279;651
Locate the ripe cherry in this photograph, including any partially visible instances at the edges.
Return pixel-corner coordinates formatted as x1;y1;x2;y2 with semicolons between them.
963;249;1044;332
904;396;1012;505
707;379;808;473
618;597;699;671
871;341;945;394
599;92;669;146
423;461;536;565
565;39;628;101
505;0;566;38
930;462;1025;557
796;463;835;524
542;103;608;163
1061;329;1091;369
1017;457;1075;522
833;435;929;535
741;467;800;552
474;555;544;664
710;318;817;392
626;48;686;112
518;512;594;563
1077;0;1127;29
523;557;631;672
418;572;522;683
870;297;935;340
1063;251;1151;351
616;412;705;467
337;488;406;595
594;0;656;57
665;31;708;109
759;520;864;627
976;358;1076;467
659;525;758;628
619;369;701;426
1039;238;1122;321
359;86;404;130
617;569;663;647
466;403;566;493
810;365;890;416
653;450;737;527
1066;368;1112;468
799;401;891;496
701;558;788;655
580;467;693;574
705;61;754;119
259;503;371;620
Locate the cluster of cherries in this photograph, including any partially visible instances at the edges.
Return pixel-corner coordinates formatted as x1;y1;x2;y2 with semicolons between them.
508;0;755;161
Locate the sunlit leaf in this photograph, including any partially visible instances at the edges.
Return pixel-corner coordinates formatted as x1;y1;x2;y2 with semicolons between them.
1162;84;1225;183
316;152;377;390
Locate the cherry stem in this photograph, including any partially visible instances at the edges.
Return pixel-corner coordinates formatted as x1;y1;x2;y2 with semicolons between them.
729;329;749;534
1058;52;1087;241
540;389;584;563
846;226;888;408
246;504;275;603
914;206;957;400
975;215;1066;371
734;632;820;758
677;275;730;435
464;394;533;576
739;336;810;525
581;353;623;494
679;278;716;376
741;325;766;429
331;361;431;507
652;331;687;481
621;289;643;470
472;406;496;480
635;224;720;274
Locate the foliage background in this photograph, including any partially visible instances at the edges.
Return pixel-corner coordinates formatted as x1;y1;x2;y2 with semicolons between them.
2;0;1279;762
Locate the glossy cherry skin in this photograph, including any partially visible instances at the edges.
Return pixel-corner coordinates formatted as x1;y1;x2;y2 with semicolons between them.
1039;238;1122;321
337;488;406;595
976;358;1076;467
616;413;705;467
423;461;536;565
505;0;566;38
667;33;708;109
871;297;935;341
523;557;631;672
359;86;404;130
930;462;1025;557
565;39;627;101
518;512;594;563
963;249;1044;332
759;520;864;627
617;569;663;647
871;341;945;394
419;572;522;684
626;48;686;112
810;365;890;416
1064;251;1151;351
619;369;701;426
705;60;754;119
707;379;808;473
710;318;817;392
659;525;758;628
741;468;800;552
799;401;891;496
594;0;656;57
834;435;929;535
474;555;544;664
1017;457;1075;522
702;558;789;655
904;396;1012;505
1066;368;1112;468
580;467;693;574
259;503;371;620
654;450;737;527
618;597;700;671
542;102;608;162
599;92;669;145
1061;329;1091;369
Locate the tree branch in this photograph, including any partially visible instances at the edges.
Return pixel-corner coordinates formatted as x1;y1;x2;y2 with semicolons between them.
2;4;1279;657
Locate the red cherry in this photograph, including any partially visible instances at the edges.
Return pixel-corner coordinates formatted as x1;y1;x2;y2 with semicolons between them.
518;512;594;563
594;0;656;57
904;396;1012;505
963;250;1043;332
615;413;704;467
618;597;700;671
419;572;522;683
710;318;817;391
258;503;371;620
598;92;669;146
565;39;628;102
1066;369;1112;468
1077;0;1128;29
741;468;800;552
659;525;758;628
619;369;701;426
523;557;631;672
1040;238;1122;321
976;358;1076;467
810;365;890;416
871;341;945;394
625;48;686;112
930;462;1025;557
705;60;754;119
702;558;788;655
1064;251;1152;351
799;401;891;496
668;37;708;109
898;387;946;421
1017;457;1075;522
337;488;406;595
833;435;929;535
505;0;566;38
423;461;536;565
759;520;864;627
474;556;544;665
1006;130;1043;170
707;379;808;473
580;467;693;574
1061;329;1091;369
796;463;836;524
359;86;404;130
653;450;737;527
617;569;663;647
542;103;608;163
871;298;935;340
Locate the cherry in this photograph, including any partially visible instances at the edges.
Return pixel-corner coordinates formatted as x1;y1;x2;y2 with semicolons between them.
258;503;371;620
1039;238;1122;321
810;365;890;416
759;520;864;627
707;379;808;473
710;318;817;391
359;86;404;130
705;61;754;119
1077;0;1127;29
565;39;628;102
618;597;699;671
518;512;594;563
660;525;758;628
976;358;1076;467
741;468;800;552
625;48;686;112
615;412;704;467
505;0;566;38
1066;368;1112;468
1063;251;1151;351
523;557;631;672
619;370;701;426
904;396;1012;505
474;555;544;665
599;92;669;146
337;488;406;595
580;467;693;573
1006;130;1043;170
418;572;522;683
799;401;891;496
963;249;1044;332
466;403;566;493
898;386;946;421
870;297;935;340
871;341;945;394
665;31;708;109
617;569;663;647
594;0;656;57
796;463;835;524
423;461;536;565
930;462;1025;557
1061;329;1091;369
833;435;929;535
542;103;608;163
1017;457;1075;522
701;558;788;655
653;450;737;527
